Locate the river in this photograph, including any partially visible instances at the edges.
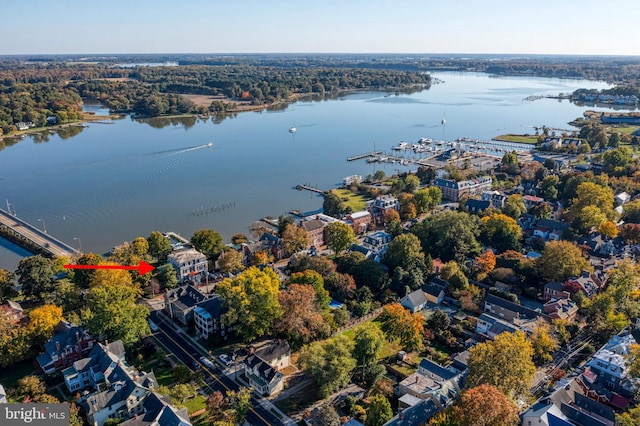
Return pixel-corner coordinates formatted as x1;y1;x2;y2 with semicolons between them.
0;72;622;271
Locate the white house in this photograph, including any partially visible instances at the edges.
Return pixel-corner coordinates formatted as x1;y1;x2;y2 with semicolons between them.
167;248;208;283
401;290;429;313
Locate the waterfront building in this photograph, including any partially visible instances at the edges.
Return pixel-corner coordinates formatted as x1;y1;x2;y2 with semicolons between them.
433;176;493;202
167;247;208;283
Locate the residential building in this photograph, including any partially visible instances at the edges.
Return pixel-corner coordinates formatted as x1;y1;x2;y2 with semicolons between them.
243;354;285;396
120;392;191;426
543;281;570;302
248;339;291;371
401;289;428;313
476;313;519;339
422;284;445;305
543;298;578;321
615;192;631;205
36;321;96;374
464;199;490;214
300;219;326;248
167;247;208;283
345;210;372;234
481;190;507;209
564;271;602;298
192;296;226;340
362;231;392;254
241;233;285;265
383;398;439;426
396;359;462;406
484;294;547;323
164;285;225;334
343;175;363;186
433;176;492;202
523;195;544;210
367;195;400;219
581;333;636;398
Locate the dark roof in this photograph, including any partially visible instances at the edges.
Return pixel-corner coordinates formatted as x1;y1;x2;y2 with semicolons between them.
572;394;615;422
536;218;569;231
560;403;608;426
385;399;439;426
254;340;291;365
545;281;565;292
166;285;207;311
259;232;281;246
430;277;449;289
465;199;491;212
485;294;546;321
452;350;470;371
349;243;372;257
301;219;325;232
418;358;457;381
245;355;281;384
422;284;444;298
37;321;90;368
197;296;224;319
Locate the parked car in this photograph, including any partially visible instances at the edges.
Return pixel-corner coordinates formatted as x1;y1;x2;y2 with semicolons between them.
219;354;232;366
199;356;215;369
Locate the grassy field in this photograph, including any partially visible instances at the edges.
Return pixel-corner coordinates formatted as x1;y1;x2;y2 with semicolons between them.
612;125;640;135
183;395;207;415
333;188;368;212
493;134;539;144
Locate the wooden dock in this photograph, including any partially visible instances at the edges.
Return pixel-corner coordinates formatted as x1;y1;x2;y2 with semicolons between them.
347;151;382;161
295;184;327;195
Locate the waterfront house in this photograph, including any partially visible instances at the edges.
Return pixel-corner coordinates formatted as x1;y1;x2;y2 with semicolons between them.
343;175;363;186
167;247;208;283
433;176;493;202
300;214;343;248
345;210;372;234
37;321;96;374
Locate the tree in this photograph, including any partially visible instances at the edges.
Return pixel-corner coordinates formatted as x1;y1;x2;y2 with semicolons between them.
569;181;615;221
404;174;421;193
206;391;230;423
503;194;527;219
298;335;356;397
147;231;171;262
325;222;356;254
325;272;356;301
399;193;417;220
617;405;640;426
323;191;346;217
89;267;135;289
0;311;31;367
281;224;310;256
16;375;46;401
277;215;295;236
598;221;618;238
411;210;482;261
16;255;55;301
626;343;640;379
540;175;559;202
440;261;469;290
216;267;282;341
456;384;519;426
373;170;386;182
69;403;84;426
529;319;559;364
475;249;496;280
218;249;244;274
575;205;607;235
53;279;82;313
427;308;450;333
480;213;522;252
191;229;223;261
501;151;520;174
353;323;385;367
231;233;249;245
383;209;400;224
0;269;16;302
28;304;64;344
83;282;150;347
413;187;442;213
289;270;330;308
131;237;149;257
536;240;591;282
72;252;104;288
383;233;426;274
466;331;535;398
366;394;393;426
157;263;178;289
275;284;330;349
379;303;424;352
620;223;640;243
623;199;640;223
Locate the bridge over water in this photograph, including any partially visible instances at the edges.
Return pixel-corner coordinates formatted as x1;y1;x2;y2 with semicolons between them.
0;207;78;258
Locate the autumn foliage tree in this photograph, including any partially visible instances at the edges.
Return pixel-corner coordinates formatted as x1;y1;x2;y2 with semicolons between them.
281;224;310;256
28;304;64;345
537;240;592;282
379;303;424;352
466;330;535;398
475;249;496;280
529;319;559;364
275;284;330;349
454;384;519;426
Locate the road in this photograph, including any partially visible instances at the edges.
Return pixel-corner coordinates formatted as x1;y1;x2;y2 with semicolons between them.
149;311;285;426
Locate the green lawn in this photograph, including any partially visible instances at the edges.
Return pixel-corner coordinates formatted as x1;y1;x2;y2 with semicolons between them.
148;359;177;387
333;189;367;212
493;134;539;144
183;395;207;415
0;360;37;389
613;125;639;135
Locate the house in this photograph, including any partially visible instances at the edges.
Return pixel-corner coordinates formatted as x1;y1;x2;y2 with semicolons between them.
362;231;393;258
615;192;631;205
36;321;96;374
248;339;291;371
564;271;602;298
14;121;35;131
484;294;547;323
345;211;372;234
0;384;6;404
242;233;285;265
243;355;284;396
582;333;636;398
46;116;57;125
534;218;569;241
63;340;167;426
401;289;428;313
481;190;507;209
193;296;226;340
422;284;445;305
464;199;490;214
343;175;363;186
119;392;192;426
164;285;225;333
433;176;493;202
543;298;578;322
523;195;544;210
395;358;462;412
383;398;439;426
367;195;400;219
167;247;208;283
476;313;519;339
301;219;326;248
543;281;570;302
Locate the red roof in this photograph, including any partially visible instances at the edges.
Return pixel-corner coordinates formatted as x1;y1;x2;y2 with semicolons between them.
609;393;630;410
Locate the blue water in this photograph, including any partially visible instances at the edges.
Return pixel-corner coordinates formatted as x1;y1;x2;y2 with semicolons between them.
0;72;619;271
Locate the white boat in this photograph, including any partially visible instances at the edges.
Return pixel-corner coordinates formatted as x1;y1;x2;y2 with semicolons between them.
392;141;409;150
289;127;296;133
206;142;213;147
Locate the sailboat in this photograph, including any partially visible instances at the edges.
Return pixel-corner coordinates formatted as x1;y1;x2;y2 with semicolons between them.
289;126;296;133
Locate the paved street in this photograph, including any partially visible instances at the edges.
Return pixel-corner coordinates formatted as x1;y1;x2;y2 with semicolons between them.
149;311;286;426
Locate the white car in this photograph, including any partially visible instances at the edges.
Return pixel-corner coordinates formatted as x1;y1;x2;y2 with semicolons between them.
219;354;232;366
199;356;215;369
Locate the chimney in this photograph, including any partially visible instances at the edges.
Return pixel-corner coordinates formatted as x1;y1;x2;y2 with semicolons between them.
415;376;419;383
56;341;61;352
76;331;80;342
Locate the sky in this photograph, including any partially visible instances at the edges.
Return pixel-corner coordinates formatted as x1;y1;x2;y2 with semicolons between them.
2;0;639;56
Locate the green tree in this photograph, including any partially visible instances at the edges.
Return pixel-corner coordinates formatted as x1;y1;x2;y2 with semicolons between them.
191;229;223;261
69;403;84;426
323;191;346;218
228;388;252;425
623;199;640;223
313;405;340;426
0;312;30;367
574;205;607;235
353;323;385;367
404;174;421;193
529;319;559;364
365;394;393;426
411;210;482;261
281;223;310;256
0;269;16;302
147;231;171;262
466;331;535;398
298;335;357;397
383;233;426;274
373;170;386;182
569;181;615;221
16;255;55;302
157;264;179;289
427;308;450;333
277;215;295;236
480;213;522;252
289;270;330;308
131;237;149;257
83;282;150;347
537;240;591;281
325;222;356;254
503;194;527;219
540;175;559;202
216;267;282;341
218;249;245;274
72;253;104;288
440;261;469;290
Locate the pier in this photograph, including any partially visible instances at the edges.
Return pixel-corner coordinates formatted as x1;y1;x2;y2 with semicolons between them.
347;151;382;161
295;184;327;195
0;207;78;258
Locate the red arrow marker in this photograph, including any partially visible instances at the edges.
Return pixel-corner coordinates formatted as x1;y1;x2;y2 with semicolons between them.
64;260;155;275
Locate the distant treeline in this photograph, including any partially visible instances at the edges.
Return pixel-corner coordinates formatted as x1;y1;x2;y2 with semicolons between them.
0;60;432;135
